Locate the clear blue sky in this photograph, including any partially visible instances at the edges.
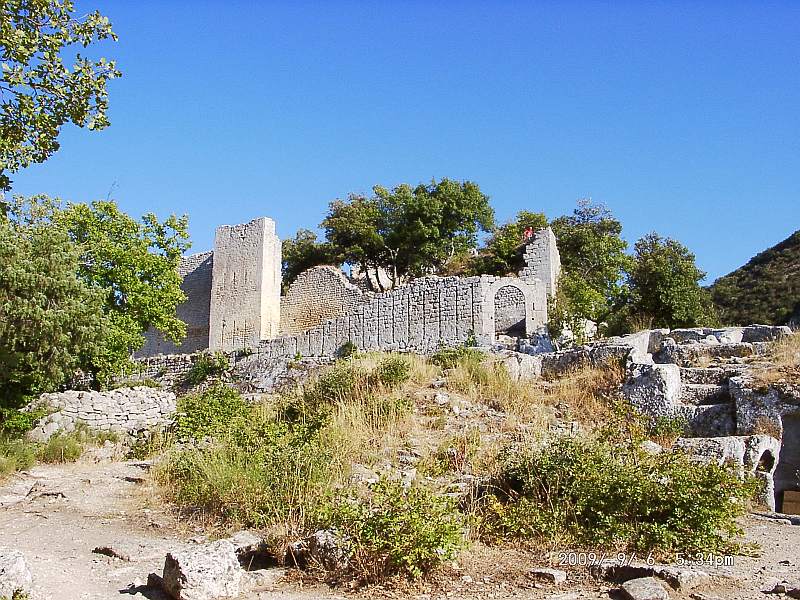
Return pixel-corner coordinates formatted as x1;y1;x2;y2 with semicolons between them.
10;0;800;282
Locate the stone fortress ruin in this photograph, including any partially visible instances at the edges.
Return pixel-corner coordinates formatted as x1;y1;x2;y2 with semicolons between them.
138;216;562;358
29;215;800;516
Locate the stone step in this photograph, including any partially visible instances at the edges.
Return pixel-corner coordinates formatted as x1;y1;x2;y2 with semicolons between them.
679;366;745;385
679;383;731;405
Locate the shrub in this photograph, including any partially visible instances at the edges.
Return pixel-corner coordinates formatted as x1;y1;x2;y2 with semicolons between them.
0;437;37;478
429;345;485;370
173;384;250;441
0;407;49;437
370;355;411;388
183;352;230;386
317;478;463;580
160;424;335;530
35;431;85;463
481;435;757;555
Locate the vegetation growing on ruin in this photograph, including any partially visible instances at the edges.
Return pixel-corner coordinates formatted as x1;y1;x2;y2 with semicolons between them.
150;350;758;581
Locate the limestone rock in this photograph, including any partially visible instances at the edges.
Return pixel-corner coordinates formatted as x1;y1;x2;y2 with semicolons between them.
286;529;351;572
162;540;242;600
622;363;681;416
0;548;33;600
620;577;670;600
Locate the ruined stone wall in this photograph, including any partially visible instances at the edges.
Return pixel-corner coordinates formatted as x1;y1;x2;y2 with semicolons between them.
519;227;561;297
279;266;367;335
208;218;281;352
28;388;177;440
257;275;547;359
137;252;213;357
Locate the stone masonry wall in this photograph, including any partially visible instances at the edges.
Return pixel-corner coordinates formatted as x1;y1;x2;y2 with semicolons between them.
138;252;213;357
257;274;547;359
519;227;561;297
209;218;282;352
27;388;177;441
279;266;368;335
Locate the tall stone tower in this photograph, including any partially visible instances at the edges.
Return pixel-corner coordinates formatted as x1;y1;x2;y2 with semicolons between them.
208;217;282;351
519;226;561;297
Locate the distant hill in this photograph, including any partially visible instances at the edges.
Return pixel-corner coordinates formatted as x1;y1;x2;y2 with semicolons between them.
709;230;800;326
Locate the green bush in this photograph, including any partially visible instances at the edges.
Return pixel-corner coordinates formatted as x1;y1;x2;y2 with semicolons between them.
336;341;358;358
429;345;485;370
0;437;37;478
482;435;758;555
174;384;249;441
183;352;230;386
371;355;411;388
160;412;336;530
36;431;85;463
0;407;49;437
318;478;463;580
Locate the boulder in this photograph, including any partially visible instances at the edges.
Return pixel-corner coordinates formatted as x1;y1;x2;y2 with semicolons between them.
620;577;670;600
162;540;242;600
622;363;681;416
0;548;33;600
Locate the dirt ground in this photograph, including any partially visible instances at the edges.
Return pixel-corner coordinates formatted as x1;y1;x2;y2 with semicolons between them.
1;455;798;600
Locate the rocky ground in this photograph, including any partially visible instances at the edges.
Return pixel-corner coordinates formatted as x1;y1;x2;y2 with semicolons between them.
1;452;799;600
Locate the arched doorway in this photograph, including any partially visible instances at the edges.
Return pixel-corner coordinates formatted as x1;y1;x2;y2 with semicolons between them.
493;285;527;337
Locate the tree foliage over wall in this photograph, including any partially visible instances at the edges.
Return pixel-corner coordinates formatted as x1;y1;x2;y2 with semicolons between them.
709;230;800;326
1;196;189;399
282;179;495;291
0;0;120;191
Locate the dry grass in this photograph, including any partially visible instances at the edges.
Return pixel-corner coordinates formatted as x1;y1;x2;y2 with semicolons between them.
444;352;624;432
752;333;800;387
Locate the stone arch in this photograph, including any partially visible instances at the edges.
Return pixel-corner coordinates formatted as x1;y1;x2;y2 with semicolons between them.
483;279;537;342
493;285;526;336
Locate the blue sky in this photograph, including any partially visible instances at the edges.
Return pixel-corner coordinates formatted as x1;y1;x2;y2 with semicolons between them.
9;0;800;282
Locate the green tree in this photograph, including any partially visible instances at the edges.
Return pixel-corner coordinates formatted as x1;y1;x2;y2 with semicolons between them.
623;232;716;330
476;210;548;275
0;0;120;191
548;200;632;339
56;200;190;384
281;228;339;288
323;179;494;289
0;205;103;407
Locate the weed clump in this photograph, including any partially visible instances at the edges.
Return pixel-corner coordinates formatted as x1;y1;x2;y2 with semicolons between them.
317;478;463;580
480;434;758;555
183;351;230;386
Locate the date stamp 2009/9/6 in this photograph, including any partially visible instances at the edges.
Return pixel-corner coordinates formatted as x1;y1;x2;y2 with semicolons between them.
556;551;734;568
557;552;657;567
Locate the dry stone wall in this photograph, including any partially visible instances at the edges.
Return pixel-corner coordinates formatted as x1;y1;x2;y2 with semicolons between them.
27;387;177;441
279;266;368;335
519;227;561;296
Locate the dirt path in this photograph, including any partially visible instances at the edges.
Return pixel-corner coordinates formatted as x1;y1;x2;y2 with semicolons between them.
1;456;798;600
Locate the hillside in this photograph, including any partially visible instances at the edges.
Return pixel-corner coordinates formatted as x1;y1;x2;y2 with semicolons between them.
710;229;800;326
